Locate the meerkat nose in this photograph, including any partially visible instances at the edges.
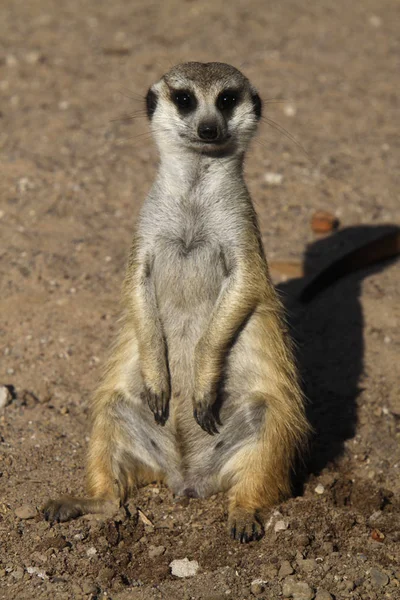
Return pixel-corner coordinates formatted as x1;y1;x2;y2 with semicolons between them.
197;121;220;141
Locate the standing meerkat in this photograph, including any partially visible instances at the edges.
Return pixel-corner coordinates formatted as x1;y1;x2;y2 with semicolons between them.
44;62;310;542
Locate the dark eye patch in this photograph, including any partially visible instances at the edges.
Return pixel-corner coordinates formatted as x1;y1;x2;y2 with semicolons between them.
145;88;158;119
216;89;240;112
171;89;197;113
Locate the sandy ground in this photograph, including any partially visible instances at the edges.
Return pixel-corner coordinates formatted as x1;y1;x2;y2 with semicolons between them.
0;0;399;599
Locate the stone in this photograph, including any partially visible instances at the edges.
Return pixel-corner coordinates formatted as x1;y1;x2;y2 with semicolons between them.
11;567;24;580
274;519;289;532
15;504;36;519
0;386;12;410
279;560;294;578
170;558;199;578
148;545;166;558
264;172;283;186
81;581;98;595
298;559;317;573
282;578;314;600
315;590;333;600
370;568;389;588
314;484;325;495
251;579;266;595
98;567;115;584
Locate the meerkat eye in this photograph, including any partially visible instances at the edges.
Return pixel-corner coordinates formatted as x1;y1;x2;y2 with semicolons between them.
173;90;196;112
217;90;239;111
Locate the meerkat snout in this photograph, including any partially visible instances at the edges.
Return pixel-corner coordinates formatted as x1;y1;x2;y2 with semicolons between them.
145;62;262;155
197;120;220;142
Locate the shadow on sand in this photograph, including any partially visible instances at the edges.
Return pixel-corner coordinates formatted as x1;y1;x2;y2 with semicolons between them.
277;224;400;480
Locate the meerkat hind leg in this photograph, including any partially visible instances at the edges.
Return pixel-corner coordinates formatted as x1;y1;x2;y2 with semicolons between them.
226;390;305;543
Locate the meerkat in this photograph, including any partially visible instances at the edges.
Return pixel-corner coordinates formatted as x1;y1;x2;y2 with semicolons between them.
43;62;310;542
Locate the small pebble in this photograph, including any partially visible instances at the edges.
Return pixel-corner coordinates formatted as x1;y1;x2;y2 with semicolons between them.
283;104;297;117
170;558;199;578
370;567;389;588
369;15;382;27
298;559;317;573
6;55;18;67
251;579;266;596
11;567;24;580
279;560;294;578
282;578;314;600
81;581;98;595
148;545;166;559
315;590;333;600
311;211;338;234
15;504;36;519
25;51;41;64
274;519;288;532
98;567;115;584
86;546;97;557
371;528;385;542
314;484;325;495
26;566;48;580
264;172;283;186
0;386;12;410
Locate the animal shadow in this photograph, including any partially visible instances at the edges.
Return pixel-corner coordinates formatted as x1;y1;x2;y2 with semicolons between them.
277;224;399;479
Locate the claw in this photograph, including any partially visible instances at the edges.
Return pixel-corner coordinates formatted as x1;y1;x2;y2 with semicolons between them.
228;511;264;543
144;385;169;426
193;405;220;435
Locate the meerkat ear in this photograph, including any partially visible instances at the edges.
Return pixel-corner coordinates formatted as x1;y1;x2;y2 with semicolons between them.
145;88;158;119
251;92;262;120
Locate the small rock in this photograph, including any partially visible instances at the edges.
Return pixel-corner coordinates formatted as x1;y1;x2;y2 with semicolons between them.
314;484;325;495
25;51;41;64
371;528;385;542
311;211;338;234
11;567;24;580
81;581;98;595
26;566;48;580
148;545;166;559
0;386;12;410
264;172;284;186
98;567;115;584
369;15;382;27
251;579;266;595
298;559;317;573
282;578;314;600
86;546;97;557
274;519;289;532
15;504;36;519
6;54;18;67
170;558;199;578
17;177;35;193
370;567;389;588
283;104;297;117
279;561;294;578
315;590;333;600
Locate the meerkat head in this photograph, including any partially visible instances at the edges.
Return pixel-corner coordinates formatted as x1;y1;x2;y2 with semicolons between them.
145;62;262;157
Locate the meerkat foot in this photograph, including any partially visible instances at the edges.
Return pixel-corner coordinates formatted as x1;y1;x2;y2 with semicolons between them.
228;507;264;543
193;399;221;435
43;495;115;523
143;384;170;426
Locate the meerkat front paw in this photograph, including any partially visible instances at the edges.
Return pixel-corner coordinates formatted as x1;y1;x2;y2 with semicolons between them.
142;378;170;425
193;391;221;435
228;507;264;543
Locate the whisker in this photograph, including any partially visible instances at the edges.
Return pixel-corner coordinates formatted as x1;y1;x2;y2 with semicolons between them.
260;115;311;160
